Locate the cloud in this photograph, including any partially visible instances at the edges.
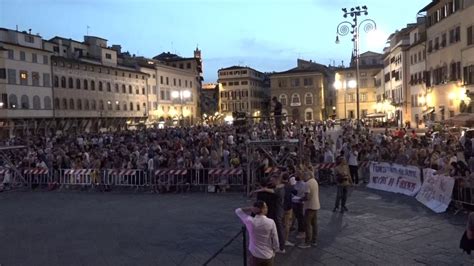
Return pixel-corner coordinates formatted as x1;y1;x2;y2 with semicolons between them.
238;37;294;57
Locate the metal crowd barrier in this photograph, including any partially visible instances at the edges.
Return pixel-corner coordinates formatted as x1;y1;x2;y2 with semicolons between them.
24;168;50;188
451;176;474;213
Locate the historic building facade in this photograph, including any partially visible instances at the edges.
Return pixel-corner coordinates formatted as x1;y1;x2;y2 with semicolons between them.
334;52;383;120
217;66;269;119
270;59;332;122
421;0;474;122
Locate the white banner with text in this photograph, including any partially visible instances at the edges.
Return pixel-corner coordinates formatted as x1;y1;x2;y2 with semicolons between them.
368;162;422;196
416;169;455;213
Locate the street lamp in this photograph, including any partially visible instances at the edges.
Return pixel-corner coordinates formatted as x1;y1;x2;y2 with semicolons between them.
171;89;191;125
336;5;376;128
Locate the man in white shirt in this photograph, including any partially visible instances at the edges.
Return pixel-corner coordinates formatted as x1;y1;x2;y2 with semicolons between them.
348;145;359;185
299;170;321;249
235;201;279;266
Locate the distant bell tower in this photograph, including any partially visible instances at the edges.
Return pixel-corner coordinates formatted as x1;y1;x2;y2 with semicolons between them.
194;46;201;59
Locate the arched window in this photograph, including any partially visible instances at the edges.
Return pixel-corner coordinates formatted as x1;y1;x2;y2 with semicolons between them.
84;99;90;110
305;108;314;121
130;102;134;111
291;93;301;105
83;79;88;90
54;76;59;87
21;95;29;109
69;99;75;110
123;103;127;111
54;98;60;109
33;95;41;109
91;80;95;91
98;81;103;91
62;99;68;110
116;101;120;111
99;100;104;110
107;100;112;110
115;84;119;92
8;94;18;108
77;99;82;110
61;77;66;88
44;96;51;109
76;79;81;89
68;77;74;88
279;94;288;106
107;82;111;92
305;93;313;105
137;103;140;111
122;84;126;93
91;100;97;110
129;85;132;94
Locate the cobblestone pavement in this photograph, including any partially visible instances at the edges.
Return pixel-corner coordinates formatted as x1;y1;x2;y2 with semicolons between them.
0;186;472;266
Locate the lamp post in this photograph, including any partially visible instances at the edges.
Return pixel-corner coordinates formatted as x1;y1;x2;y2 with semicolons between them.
336;5;376;128
171;90;191;126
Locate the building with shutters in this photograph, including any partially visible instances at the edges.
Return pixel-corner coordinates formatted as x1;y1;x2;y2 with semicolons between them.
270;59;333;122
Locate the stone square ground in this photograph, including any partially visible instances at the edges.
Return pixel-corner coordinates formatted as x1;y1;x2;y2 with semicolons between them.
0;186;472;265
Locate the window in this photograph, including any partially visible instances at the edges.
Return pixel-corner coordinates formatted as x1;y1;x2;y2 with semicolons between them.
20;71;28;85
122;85;126;93
173;78;176;86
98;81;103;91
99;100;104;110
76;79;81;89
280;94;288;106
32;95;41;109
428;40;433;53
32;72;39;86
84;99;89;110
53;75;58;87
142;87;145;94
291;78;300;87
91;80;95;90
187;63;191;69
160;76;164;84
116;101;120;111
464;65;474;85
241;81;248;85
130;102;134;111
69;99;75;110
77;99;82;110
7;50;14;59
441;33;447;47
54;98;60;109
123;103;127;111
166;77;169;85
84;79;88;90
20;51;26;61
43;55;48;65
62;99;67;109
303;78;313;86
21;95;29;109
360;79;368;88
305;93;313;105
91;100;96;110
291;93;301;105
115;84;119;92
360;93;368;102
107;82;111;92
468;26;473;46
129;85;132;94
160;90;165;100
305;109;313;121
135;86;139;94
67;77;73;88
105;53;112;59
137;103;140;111
32;53;37;63
43;73;50;87
107;101;112;110
9;94;17;108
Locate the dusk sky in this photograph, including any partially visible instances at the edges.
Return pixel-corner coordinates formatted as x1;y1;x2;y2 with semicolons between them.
0;0;428;82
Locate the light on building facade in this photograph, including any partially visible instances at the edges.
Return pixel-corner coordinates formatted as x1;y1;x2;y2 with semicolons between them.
171;91;180;99
348;80;357;89
182;90;191;99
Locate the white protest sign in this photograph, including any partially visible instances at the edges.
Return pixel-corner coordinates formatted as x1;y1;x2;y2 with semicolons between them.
416;169;455;213
368;162;422;196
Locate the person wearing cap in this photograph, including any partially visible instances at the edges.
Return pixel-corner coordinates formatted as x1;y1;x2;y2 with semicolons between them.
333;156;352;213
235;201;279;265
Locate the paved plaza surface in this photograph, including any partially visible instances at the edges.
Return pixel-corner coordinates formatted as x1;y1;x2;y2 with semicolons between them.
0;186;472;266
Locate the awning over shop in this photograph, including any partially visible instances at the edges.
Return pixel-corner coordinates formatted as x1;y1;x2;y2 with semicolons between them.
445;113;474;127
366;113;386;119
422;108;435;115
